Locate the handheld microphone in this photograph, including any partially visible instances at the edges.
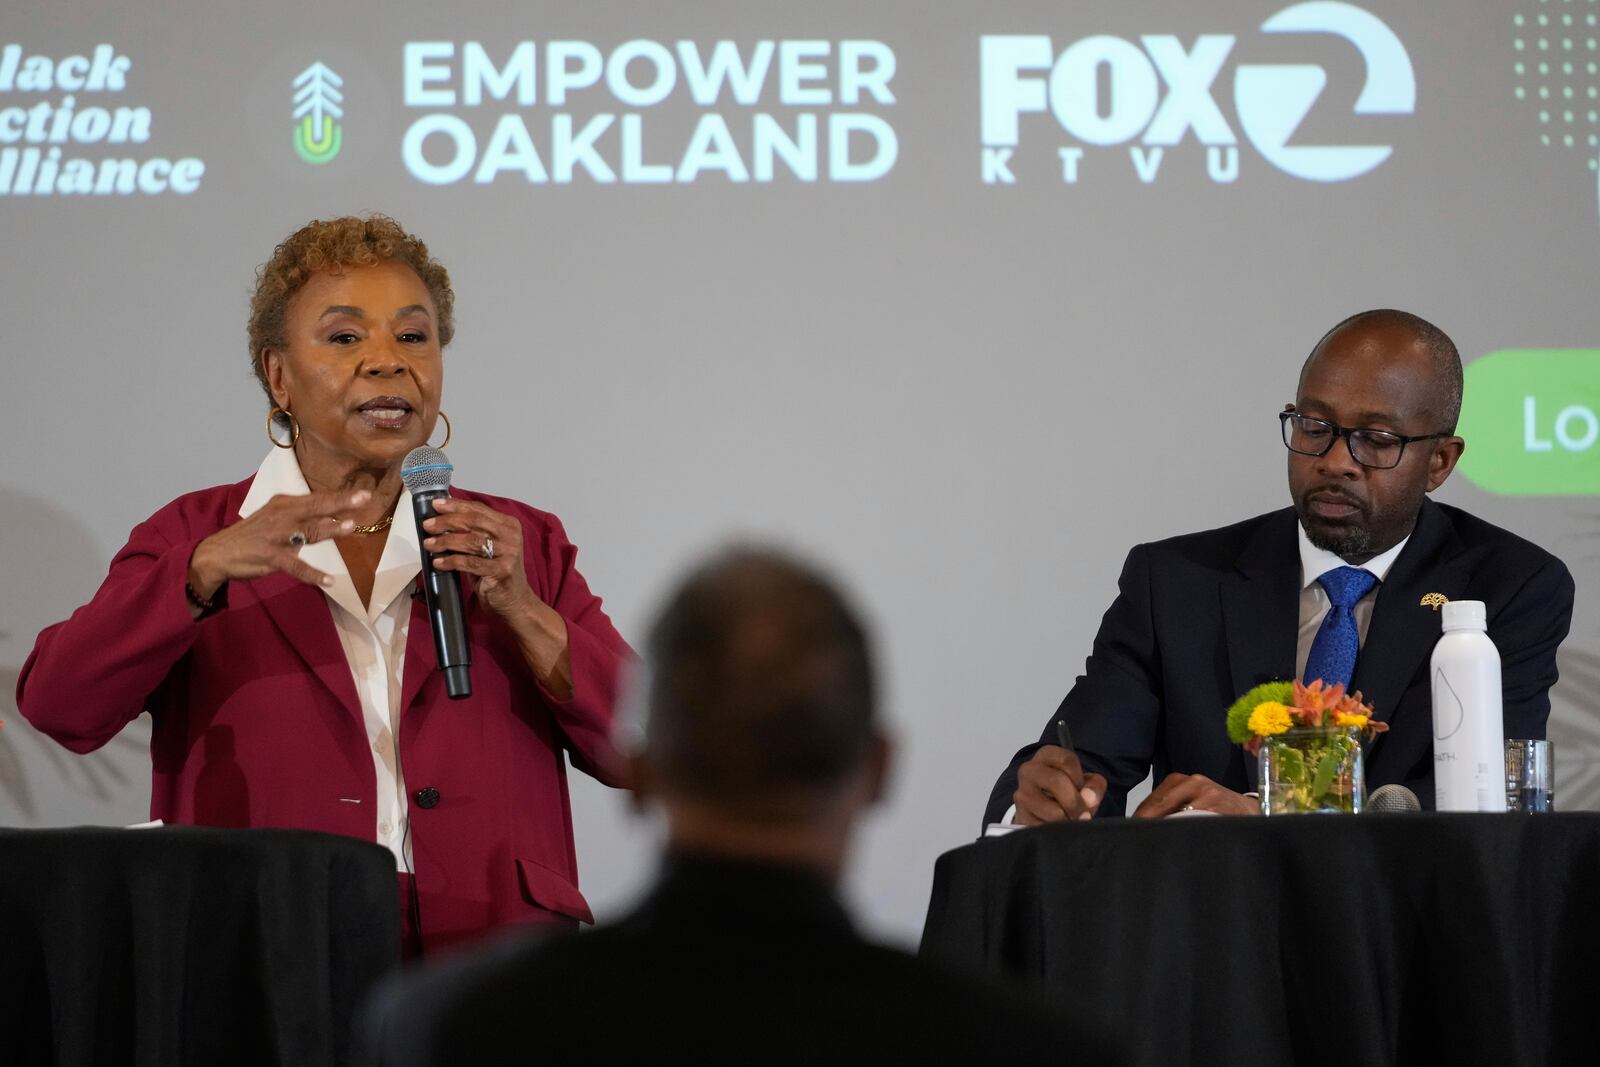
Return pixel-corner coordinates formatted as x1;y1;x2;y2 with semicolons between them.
401;445;471;700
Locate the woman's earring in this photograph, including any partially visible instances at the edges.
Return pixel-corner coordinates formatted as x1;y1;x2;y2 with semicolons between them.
430;411;452;451
267;407;300;449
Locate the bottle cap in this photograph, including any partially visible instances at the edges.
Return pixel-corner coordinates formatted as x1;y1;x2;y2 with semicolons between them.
1441;599;1487;632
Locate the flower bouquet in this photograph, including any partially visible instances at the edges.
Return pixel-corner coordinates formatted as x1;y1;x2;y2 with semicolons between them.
1226;679;1389;815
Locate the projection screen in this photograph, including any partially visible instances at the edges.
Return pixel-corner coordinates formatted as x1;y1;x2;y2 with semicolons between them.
3;0;1596;942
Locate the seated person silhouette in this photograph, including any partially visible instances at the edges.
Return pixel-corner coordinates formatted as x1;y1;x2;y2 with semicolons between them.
363;547;1118;1064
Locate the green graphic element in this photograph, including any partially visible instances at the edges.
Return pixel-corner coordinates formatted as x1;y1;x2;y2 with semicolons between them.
1456;348;1600;496
294;114;342;164
292;62;343;166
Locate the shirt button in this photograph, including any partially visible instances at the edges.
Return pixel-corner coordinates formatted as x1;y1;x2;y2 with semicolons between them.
378;820;392;835
373;738;387;754
414;787;441;810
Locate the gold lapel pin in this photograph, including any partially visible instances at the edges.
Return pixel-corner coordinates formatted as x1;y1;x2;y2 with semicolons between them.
1420;592;1450;610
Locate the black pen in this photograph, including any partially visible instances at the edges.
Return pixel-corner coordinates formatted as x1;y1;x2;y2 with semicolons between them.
1055;718;1074;752
1055;718;1096;819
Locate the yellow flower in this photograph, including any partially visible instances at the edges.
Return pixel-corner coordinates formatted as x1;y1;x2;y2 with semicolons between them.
1332;711;1370;729
1248;702;1294;737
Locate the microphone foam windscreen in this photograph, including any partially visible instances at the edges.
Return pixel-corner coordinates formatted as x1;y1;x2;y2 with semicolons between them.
401;446;454;494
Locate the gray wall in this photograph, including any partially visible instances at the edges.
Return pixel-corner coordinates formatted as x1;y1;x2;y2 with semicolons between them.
2;1;1595;943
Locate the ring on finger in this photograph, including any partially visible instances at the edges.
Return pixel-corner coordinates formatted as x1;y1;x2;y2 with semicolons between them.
481;536;495;560
288;531;308;548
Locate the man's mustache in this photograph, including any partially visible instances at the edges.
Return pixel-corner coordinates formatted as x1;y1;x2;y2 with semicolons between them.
1302;486;1366;511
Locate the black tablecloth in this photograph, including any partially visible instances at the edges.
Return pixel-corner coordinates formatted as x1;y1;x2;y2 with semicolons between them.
0;826;401;1067
920;814;1600;1066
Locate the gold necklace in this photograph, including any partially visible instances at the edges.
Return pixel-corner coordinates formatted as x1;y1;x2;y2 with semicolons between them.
351;515;394;535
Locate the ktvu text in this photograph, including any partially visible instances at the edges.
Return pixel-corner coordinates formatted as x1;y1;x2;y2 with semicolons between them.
979;2;1415;186
401;40;898;186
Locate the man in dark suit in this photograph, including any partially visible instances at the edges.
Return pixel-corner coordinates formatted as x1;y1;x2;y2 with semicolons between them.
366;548;1116;1064
988;309;1574;824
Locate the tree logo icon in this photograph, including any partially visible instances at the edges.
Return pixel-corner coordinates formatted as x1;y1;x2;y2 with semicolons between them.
293;62;343;165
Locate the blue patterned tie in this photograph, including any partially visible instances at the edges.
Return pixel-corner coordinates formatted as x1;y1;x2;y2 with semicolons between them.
1304;566;1379;687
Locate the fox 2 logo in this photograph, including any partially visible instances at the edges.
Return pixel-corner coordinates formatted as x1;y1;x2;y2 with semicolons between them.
979;1;1414;185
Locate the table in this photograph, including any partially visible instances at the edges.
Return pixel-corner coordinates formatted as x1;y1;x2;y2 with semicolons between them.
0;826;401;1066
920;814;1600;1066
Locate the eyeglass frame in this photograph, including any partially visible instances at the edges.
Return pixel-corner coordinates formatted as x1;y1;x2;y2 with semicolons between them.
1278;409;1452;470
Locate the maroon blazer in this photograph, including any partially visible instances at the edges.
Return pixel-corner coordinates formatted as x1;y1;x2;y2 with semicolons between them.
17;477;633;953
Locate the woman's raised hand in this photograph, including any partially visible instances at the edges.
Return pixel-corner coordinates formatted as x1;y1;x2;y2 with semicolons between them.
421;497;535;619
422;497;573;696
187;489;372;599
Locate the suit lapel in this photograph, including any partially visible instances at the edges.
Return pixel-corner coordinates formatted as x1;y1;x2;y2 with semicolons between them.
1218;510;1302;785
231;571;364;718
225;466;362;721
1351;500;1470;733
400;588;435;713
399;574;478;713
1219;509;1302;701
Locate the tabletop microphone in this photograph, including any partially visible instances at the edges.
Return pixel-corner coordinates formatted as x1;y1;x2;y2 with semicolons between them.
401;445;471;700
1365;783;1422;814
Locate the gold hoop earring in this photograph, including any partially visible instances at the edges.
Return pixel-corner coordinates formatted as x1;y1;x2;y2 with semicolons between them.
267;407;300;449
430;411;452;451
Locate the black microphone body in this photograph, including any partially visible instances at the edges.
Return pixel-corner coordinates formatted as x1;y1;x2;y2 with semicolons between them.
402;447;471;700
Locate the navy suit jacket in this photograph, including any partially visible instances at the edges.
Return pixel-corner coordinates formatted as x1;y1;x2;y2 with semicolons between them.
985;500;1574;822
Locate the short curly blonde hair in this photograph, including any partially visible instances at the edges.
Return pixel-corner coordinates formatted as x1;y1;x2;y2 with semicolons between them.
248;214;455;405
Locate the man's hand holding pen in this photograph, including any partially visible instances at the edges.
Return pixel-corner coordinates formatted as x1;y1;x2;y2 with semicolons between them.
1011;719;1108;825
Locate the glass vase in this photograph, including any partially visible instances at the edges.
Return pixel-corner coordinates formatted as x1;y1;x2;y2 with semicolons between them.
1258;726;1365;815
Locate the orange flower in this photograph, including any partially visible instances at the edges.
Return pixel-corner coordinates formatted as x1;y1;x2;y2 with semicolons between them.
1295;680;1387;736
1291;678;1347;727
1333;687;1369;713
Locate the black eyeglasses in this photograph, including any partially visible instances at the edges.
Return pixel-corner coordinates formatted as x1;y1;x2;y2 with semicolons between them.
1279;412;1450;470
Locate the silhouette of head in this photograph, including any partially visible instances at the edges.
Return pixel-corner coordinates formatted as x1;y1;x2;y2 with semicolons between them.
637;547;884;828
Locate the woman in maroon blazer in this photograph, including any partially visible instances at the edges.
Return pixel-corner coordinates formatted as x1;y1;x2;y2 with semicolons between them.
17;215;632;955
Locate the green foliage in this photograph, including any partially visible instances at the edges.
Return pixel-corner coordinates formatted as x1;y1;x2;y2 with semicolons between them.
1225;681;1295;743
1262;730;1362;814
1311;749;1343;799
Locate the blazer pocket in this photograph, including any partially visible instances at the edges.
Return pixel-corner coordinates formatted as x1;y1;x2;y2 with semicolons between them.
515;856;594;925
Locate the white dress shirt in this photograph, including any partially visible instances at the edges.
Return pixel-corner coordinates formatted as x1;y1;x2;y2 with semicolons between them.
239;448;419;870
1001;523;1413;824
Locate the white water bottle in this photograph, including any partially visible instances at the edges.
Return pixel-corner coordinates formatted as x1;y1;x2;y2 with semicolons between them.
1431;600;1507;812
